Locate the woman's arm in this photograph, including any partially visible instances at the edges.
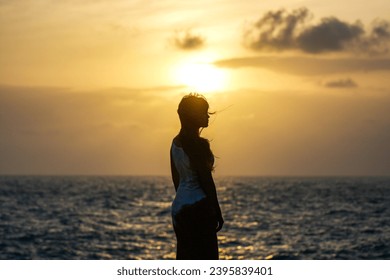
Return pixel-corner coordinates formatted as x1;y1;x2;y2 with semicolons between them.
170;148;180;192
197;168;224;232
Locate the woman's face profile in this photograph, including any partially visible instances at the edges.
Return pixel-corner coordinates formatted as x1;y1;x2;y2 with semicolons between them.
199;107;210;128
191;106;209;128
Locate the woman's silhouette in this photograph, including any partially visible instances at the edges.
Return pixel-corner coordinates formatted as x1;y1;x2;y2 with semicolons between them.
170;93;223;260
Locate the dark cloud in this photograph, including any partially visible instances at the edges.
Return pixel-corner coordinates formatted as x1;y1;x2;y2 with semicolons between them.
324;78;358;88
214;56;390;76
172;30;205;50
245;8;390;54
245;8;309;51
297;17;364;53
358;19;390;54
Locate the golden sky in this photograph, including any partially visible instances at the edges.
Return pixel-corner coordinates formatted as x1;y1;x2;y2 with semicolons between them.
1;0;390;175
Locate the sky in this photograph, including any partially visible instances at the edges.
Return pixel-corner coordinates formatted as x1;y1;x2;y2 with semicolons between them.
1;0;390;176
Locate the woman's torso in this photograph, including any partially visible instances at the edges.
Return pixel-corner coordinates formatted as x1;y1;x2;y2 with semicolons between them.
171;141;206;216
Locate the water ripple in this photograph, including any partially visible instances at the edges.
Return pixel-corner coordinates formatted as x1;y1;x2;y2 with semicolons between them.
0;176;389;259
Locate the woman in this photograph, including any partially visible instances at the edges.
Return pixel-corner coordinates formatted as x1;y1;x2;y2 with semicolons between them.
170;93;224;260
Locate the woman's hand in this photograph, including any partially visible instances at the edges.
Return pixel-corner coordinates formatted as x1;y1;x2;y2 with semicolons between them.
216;215;224;232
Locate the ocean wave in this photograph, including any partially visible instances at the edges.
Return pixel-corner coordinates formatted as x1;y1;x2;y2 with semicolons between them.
0;176;389;259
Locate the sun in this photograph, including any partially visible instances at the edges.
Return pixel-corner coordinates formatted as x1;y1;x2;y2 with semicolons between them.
174;61;228;92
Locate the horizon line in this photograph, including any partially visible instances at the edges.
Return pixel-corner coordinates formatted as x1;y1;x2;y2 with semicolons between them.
1;174;389;178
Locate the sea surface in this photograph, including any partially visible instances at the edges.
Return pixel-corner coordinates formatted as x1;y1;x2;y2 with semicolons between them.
0;176;389;260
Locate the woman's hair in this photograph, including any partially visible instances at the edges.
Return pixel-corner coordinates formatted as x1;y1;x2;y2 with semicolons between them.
177;93;209;127
177;93;214;171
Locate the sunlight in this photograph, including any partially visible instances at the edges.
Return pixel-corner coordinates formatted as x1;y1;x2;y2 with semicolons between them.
174;61;228;93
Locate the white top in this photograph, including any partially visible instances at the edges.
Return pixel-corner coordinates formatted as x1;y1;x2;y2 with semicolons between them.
171;142;206;217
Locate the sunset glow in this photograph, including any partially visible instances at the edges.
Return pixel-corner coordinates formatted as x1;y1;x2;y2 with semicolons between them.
174;62;228;92
1;0;390;176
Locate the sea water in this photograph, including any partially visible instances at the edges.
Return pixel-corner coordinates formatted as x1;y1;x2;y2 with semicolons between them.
0;176;389;259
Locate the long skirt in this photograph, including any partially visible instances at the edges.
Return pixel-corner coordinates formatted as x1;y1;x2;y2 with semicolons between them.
172;199;219;260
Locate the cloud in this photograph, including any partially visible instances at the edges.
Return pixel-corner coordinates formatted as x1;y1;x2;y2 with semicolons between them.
244;8;390;54
244;8;309;51
297;17;363;53
214;56;390;76
324;78;358;88
358;19;390;54
172;30;205;50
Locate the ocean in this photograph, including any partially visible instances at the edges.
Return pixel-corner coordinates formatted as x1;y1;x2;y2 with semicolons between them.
0;176;389;260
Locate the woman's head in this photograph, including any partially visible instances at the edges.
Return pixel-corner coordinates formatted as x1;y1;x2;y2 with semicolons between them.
177;94;215;171
177;93;210;129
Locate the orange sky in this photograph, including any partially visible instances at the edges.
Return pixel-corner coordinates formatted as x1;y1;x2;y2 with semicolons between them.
1;1;390;176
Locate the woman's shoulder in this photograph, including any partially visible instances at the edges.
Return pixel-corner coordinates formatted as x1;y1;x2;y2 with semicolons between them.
172;134;210;148
172;135;183;147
